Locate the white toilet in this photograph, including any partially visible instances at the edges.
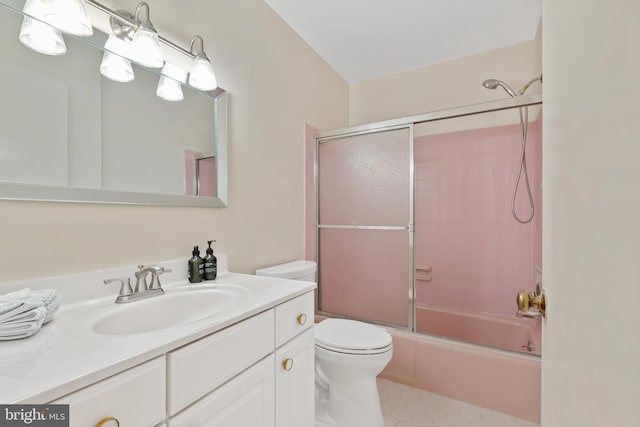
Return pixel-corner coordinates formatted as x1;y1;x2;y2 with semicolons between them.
256;260;393;427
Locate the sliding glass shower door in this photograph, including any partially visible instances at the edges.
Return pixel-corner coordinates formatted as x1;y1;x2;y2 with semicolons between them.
316;126;413;328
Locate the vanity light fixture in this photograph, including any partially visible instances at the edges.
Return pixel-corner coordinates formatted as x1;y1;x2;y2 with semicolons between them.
100;36;134;83
188;35;217;91
16;0;221;98
19;0;67;55
43;0;93;37
157;62;188;102
129;2;163;68
108;2;163;69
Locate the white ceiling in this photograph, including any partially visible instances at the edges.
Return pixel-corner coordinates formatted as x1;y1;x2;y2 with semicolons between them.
264;0;541;83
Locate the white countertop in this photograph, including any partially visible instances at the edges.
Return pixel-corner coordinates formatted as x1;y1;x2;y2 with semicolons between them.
0;257;315;404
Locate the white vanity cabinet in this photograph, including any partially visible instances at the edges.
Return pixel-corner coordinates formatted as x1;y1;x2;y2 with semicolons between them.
48;291;315;427
168;290;316;426
50;357;166;427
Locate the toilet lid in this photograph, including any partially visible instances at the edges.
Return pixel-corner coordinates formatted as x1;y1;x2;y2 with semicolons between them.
315;319;392;354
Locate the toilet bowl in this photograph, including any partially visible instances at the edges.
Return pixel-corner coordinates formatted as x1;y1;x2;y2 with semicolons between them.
314;318;393;427
255;260;392;427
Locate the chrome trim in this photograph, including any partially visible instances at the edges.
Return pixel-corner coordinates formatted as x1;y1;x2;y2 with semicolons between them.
318;225;408;230
408;123;416;332
317;93;542;139
315;132;321;313
316;309;411;331
317;123;413;143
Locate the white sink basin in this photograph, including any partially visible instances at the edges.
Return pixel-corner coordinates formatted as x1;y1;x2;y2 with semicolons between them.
92;284;250;335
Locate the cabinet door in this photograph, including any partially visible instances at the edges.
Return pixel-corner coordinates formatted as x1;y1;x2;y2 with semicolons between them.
51;357;165;427
168;355;275;427
275;328;315;427
167;310;274;415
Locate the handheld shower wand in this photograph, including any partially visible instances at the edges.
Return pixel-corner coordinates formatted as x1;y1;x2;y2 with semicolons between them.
482;78;518;97
482;75;542;97
481;74;542;224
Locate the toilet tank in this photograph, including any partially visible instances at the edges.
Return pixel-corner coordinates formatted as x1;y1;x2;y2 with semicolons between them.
255;260;317;282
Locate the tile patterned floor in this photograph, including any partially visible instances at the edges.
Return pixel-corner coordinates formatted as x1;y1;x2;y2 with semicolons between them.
377;378;540;427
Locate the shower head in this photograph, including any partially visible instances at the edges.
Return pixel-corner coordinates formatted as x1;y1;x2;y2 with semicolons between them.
482;79;517;97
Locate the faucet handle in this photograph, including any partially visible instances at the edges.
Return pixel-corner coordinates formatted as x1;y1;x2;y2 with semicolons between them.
149;267;171;290
104;277;133;297
137;265;168;274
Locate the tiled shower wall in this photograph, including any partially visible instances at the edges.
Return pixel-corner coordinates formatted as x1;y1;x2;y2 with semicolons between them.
414;120;542;317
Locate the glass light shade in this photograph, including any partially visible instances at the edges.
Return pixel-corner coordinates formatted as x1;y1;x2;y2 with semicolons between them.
44;0;93;37
100;36;134;83
188;57;217;91
19;0;67;55
100;52;134;83
130;27;163;69
156;63;187;102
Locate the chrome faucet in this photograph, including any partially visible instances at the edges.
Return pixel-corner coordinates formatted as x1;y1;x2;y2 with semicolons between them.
104;264;172;303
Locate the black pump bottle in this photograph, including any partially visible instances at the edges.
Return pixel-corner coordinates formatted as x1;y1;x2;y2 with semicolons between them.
188;246;204;283
204;240;217;281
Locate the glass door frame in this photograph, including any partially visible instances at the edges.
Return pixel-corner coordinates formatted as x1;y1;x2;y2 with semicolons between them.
314;94;543;334
315;124;416;330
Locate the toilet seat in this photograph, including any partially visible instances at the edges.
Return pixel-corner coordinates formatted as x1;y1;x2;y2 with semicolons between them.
315;318;392;355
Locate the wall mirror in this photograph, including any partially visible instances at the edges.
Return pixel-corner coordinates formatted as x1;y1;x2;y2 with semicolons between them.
0;0;228;207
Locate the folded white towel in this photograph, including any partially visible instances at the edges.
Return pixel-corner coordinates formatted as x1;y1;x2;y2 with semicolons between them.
0;307;46;340
29;290;61;324
0;300;43;323
0;288;32;302
0;288;62;324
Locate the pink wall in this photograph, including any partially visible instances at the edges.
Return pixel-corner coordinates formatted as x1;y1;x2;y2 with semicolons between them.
414;120;542;317
184;150;216;197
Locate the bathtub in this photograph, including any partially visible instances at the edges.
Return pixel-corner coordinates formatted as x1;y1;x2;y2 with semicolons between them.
316;310;542;423
380;318;541;423
415;304;542;355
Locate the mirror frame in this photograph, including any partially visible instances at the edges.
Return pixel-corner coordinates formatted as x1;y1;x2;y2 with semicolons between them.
0;0;228;208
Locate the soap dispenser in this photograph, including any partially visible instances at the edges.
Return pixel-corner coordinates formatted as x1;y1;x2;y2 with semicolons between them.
188;246;205;283
204;240;217;281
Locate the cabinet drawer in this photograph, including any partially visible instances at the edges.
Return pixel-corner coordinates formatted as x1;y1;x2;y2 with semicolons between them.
167;310;275;415
51;357;165;427
167;355;275;427
275;291;314;347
